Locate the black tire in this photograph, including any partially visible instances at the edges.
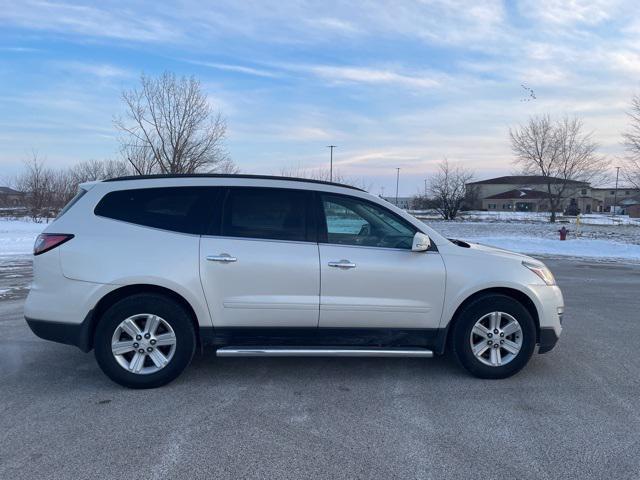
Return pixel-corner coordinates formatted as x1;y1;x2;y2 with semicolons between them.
94;293;196;389
451;294;536;379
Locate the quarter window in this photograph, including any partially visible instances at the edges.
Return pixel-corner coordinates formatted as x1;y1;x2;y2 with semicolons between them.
321;195;416;249
222;188;309;242
95;187;216;234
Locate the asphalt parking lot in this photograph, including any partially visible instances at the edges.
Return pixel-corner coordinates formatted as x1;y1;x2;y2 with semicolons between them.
1;258;639;479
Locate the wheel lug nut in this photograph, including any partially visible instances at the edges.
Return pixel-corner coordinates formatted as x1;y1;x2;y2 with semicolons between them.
147;347;153;352
144;333;151;339
135;335;142;341
150;339;156;345
487;340;493;345
500;340;504;344
487;333;493;338
500;332;504;337
493;329;499;334
494;344;499;348
133;342;139;348
138;348;145;354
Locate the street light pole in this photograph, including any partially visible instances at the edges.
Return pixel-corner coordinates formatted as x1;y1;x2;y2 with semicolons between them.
395;168;401;206
327;145;337;181
613;166;620;218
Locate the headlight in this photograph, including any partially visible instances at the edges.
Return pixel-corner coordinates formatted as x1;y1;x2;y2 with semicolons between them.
522;261;556;286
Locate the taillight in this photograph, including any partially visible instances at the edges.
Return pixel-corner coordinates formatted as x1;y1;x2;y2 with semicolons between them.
33;234;74;256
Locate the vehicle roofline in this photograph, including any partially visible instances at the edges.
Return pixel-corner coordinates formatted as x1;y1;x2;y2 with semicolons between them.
102;174;365;192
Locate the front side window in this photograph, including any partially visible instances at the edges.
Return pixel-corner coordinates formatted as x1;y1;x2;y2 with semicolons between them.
321;195;416;249
222;187;309;242
95;187;216;234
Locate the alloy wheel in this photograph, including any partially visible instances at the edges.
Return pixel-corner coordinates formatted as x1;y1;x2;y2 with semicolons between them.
111;314;177;375
469;311;523;367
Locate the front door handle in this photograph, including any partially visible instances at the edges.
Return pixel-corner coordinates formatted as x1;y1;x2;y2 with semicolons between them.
328;259;356;269
207;254;237;263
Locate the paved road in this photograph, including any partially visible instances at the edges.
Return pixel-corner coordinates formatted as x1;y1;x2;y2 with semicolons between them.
1;258;639;479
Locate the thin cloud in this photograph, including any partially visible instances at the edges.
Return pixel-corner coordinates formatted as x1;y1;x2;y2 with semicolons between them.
306;65;440;89
518;0;616;26
55;62;133;79
0;1;179;42
306;17;360;34
186;60;280;78
0;46;42;52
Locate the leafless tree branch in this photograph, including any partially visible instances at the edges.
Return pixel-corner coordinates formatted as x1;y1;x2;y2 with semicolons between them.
428;159;474;220
623;94;640;188
114;72;233;175
510;114;608;222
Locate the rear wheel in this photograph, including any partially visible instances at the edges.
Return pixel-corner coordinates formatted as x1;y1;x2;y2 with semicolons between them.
451;294;536;379
94;293;196;389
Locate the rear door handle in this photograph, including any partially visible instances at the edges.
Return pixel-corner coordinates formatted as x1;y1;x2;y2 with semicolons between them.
207;254;237;263
328;259;356;269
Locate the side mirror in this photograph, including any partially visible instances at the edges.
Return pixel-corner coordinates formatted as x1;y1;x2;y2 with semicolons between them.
412;232;431;252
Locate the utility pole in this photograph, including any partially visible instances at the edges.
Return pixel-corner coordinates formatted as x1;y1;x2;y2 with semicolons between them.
395;168;401;206
613;166;620;218
327;145;337;181
424;179;428;196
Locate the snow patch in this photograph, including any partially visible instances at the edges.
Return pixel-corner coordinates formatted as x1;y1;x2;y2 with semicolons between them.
0;219;46;256
466;237;640;261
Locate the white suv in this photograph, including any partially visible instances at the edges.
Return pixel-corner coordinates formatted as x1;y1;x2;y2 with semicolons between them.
25;175;563;388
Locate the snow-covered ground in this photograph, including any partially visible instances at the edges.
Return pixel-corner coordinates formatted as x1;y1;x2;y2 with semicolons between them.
0;219;46;256
1;217;639;262
427;220;640;262
409;210;640;226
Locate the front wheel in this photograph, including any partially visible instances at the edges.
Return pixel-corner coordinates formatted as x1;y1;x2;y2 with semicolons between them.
451;294;536;379
94;293;196;389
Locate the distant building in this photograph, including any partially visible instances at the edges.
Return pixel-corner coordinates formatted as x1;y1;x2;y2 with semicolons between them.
589;187;640;213
482;189;549;212
466;175;640;214
382;196;413;210
0;187;25;207
620;195;640;218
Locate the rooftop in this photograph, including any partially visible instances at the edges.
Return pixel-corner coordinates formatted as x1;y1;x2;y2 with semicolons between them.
468;175;587;186
0;186;23;195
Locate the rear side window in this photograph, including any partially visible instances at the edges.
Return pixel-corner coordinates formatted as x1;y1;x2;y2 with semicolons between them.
221;187;310;242
56;188;87;219
95;187;218;234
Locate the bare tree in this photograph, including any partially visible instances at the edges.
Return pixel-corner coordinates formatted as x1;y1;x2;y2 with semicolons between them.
410;193;438;210
115;72;233;175
429;159;474;220
510;115;607;222
622;94;640;188
14;152;55;222
71;159;131;182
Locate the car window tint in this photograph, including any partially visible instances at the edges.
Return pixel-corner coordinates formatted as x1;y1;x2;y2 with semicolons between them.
223;188;308;241
95;187;216;234
322;195;415;249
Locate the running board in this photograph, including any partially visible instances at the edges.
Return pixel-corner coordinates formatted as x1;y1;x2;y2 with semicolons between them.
216;347;434;358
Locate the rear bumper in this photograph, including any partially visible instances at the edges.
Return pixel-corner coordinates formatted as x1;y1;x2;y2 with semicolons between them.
26;316;92;352
538;327;560;354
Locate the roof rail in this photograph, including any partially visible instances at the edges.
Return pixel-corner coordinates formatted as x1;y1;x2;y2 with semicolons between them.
103;173;364;191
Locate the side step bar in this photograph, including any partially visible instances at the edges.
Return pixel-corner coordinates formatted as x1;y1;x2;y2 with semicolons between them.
216;347;434;358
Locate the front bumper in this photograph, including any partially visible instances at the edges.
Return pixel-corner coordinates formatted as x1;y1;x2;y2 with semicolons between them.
526;284;563;354
538;327;560;354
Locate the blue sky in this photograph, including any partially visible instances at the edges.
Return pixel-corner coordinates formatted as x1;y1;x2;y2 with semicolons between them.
1;0;639;195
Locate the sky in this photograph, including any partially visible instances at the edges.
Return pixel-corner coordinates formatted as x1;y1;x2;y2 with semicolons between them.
1;0;639;195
